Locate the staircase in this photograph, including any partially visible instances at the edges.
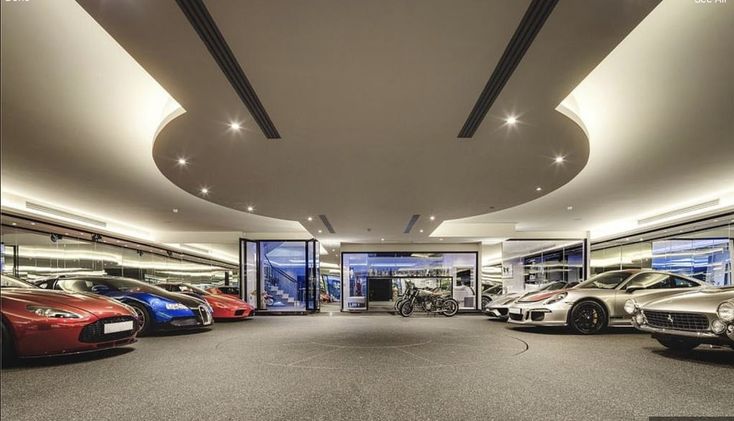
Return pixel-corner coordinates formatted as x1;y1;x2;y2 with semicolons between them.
263;252;303;309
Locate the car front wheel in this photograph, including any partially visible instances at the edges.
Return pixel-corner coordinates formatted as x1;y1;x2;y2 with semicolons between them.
128;302;152;336
569;301;607;335
656;336;700;352
1;321;15;366
481;296;490;310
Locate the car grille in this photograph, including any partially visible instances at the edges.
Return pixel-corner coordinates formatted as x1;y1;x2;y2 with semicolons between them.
644;311;709;332
497;308;509;316
508;313;523;321
234;309;245;316
192;305;212;325
79;316;137;343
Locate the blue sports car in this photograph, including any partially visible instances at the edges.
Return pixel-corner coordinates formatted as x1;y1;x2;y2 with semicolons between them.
35;276;213;335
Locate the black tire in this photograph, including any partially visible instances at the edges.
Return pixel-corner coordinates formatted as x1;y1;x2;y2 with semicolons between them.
569;301;607;335
128;302;153;336
399;302;414;317
656;336;700;352
1;321;15;366
481;296;491;310
394;298;405;312
442;299;459;317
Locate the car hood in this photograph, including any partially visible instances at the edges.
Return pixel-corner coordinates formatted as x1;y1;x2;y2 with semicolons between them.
642;287;734;313
205;294;250;308
165;292;207;308
1;288;131;318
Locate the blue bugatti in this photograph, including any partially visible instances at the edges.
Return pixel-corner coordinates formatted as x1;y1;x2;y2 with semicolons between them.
36;276;213;335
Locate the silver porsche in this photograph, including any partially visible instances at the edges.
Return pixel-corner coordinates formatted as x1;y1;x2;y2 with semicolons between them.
485;281;568;320
626;286;734;351
506;270;705;334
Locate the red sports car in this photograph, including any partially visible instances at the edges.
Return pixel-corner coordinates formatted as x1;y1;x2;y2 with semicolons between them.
206;285;240;297
158;283;254;320
1;274;139;361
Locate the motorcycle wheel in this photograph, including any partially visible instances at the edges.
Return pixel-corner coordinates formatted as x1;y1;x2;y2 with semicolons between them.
442;299;459;317
394;298;405;312
399;302;414;317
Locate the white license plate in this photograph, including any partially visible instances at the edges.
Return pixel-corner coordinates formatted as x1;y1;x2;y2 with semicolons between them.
104;321;134;334
509;307;522;315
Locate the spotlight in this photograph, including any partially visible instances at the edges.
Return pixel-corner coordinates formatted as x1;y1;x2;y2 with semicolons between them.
554;155;565;164
200;187;209;195
91;234;103;242
247;206;254;212
536;187;542;192
566;206;573;211
50;234;62;243
429;216;435;221
177;158;188;166
229;122;241;131
505;116;517;125
307;216;313;222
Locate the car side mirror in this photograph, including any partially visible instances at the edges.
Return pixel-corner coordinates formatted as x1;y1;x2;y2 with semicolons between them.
91;285;110;293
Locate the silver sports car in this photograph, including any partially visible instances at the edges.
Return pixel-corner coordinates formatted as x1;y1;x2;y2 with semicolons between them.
626;286;734;351
506;270;705;334
485;281;568;320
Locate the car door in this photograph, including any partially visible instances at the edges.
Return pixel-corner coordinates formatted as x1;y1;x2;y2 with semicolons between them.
613;272;698;317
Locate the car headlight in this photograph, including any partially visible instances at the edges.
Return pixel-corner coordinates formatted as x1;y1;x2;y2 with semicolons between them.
165;303;188;311
717;301;734;322
544;292;567;305
635;312;646;326
624;299;638;315
26;305;82;319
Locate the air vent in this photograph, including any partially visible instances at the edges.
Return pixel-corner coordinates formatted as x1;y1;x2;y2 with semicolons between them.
319;215;336;234
25;202;107;228
176;0;281;139
638;199;720;225
403;215;420;234
458;0;558;138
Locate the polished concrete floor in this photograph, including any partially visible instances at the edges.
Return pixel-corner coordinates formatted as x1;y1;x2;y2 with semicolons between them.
2;314;732;421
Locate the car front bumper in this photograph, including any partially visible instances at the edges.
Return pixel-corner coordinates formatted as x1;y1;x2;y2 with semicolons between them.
506;302;571;326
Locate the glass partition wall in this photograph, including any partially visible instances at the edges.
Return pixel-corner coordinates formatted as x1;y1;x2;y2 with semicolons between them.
0;224;237;286
590;216;733;286
500;240;586;294
239;239;320;313
341;252;478;312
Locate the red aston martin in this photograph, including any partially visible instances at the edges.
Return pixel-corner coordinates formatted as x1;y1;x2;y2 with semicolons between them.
158;283;255;320
1;274;139;361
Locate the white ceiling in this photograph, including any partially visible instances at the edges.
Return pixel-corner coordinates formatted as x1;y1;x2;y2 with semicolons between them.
437;0;734;241
2;0;730;267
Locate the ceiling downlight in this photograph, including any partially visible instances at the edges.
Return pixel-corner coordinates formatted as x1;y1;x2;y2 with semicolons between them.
175;0;281;139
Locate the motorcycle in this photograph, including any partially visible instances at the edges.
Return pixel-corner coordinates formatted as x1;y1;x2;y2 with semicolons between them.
397;285;459;317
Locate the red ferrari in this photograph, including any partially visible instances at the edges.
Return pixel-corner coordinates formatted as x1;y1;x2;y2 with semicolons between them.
158;283;254;320
1;275;139;361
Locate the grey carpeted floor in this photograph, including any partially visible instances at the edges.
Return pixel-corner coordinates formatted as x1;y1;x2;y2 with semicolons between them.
1;314;732;420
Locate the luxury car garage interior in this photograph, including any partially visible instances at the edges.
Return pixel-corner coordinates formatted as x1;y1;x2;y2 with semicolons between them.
1;1;732;420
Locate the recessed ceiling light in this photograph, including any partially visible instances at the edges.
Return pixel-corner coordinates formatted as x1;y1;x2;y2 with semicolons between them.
536;187;542;192
11;222;16;226
505;116;517;125
177;158;187;166
566;206;573;211
381;238;384;241
332;249;335;252
200;187;209;195
439;238;444;241
307;216;313;221
429;216;436;221
247;206;254;212
318;230;322;233
554;155;565;164
419;229;424;233
30;222;36;225
229;122;241;131
625;238;630;241
172;208;179;213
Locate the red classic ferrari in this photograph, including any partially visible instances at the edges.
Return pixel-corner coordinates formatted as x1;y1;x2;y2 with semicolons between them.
158;283;255;320
1;274;139;361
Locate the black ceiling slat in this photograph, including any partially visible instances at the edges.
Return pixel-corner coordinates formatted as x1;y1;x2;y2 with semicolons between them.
319;215;336;234
458;0;559;138
175;0;281;139
403;215;420;234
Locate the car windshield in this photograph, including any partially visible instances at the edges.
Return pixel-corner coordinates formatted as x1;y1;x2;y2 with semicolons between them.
61;277;168;294
1;275;36;289
178;284;209;295
577;272;634;289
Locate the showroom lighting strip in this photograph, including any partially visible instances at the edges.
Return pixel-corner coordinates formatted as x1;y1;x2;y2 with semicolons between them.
458;0;559;138
637;199;720;225
175;0;281;139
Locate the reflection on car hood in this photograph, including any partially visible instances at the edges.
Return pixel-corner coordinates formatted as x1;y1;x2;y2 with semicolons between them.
1;288;129;317
642;287;734;313
205;294;250;308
